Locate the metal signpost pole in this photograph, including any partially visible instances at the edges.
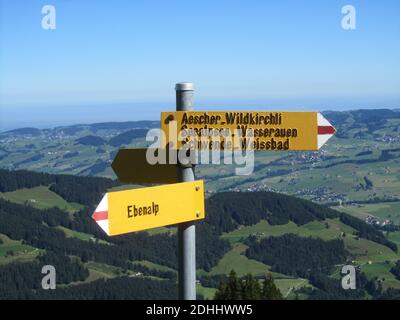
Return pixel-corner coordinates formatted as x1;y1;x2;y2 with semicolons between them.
175;82;196;300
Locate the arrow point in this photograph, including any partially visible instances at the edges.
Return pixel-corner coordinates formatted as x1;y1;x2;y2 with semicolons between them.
91;194;109;235
317;113;336;149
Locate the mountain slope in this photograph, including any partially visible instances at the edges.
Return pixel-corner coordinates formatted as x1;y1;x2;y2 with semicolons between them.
0;169;399;299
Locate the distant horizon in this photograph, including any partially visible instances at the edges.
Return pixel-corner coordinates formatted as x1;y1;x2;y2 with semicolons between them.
1;104;399;132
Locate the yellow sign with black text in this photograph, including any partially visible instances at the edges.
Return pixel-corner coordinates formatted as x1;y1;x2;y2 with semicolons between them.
92;180;205;236
161;111;335;151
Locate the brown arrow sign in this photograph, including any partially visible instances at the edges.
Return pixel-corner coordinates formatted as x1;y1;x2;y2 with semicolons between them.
111;148;178;184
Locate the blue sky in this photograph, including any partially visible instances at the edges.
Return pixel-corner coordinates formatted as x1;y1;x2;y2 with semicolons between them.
0;0;399;130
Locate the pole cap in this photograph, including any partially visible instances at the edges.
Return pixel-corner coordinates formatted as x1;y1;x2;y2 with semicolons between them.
175;82;194;91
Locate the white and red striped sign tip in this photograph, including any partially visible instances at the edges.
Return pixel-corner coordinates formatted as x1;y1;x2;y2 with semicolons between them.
92;193;109;235
317;113;336;149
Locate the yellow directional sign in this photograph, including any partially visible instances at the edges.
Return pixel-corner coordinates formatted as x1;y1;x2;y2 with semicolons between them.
161;111;336;151
92;180;205;236
112;148;178;184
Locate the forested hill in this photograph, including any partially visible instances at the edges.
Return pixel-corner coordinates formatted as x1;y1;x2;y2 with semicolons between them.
205;191;398;252
0;169;399;299
0;168;396;252
0;168;117;206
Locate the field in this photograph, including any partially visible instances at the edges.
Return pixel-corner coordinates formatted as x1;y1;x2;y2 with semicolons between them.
221;219;356;243
344;237;398;263
339;202;400;225
388;231;400;247
145;226;177;236
275;278;311;298
208;243;272;277
57;226;110;245
196;284;217;300
135;260;177;274
0;234;40;265
361;262;400;289
85;262;126;280
84;261;167;283
0;186;83;213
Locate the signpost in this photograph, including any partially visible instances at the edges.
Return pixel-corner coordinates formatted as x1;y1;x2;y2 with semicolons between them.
92;82;337;300
92;180;204;236
112;148;178;184
161;111;335;151
175;83;197;300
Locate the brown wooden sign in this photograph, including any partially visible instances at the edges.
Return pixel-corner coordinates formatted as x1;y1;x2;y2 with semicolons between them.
111;148;178;184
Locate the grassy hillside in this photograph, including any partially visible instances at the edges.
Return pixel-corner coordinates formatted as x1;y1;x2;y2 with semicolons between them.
0;186;83;213
208;243;272;277
339;202;400;225
57;226;109;245
221;219;356;243
0;234;41;265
